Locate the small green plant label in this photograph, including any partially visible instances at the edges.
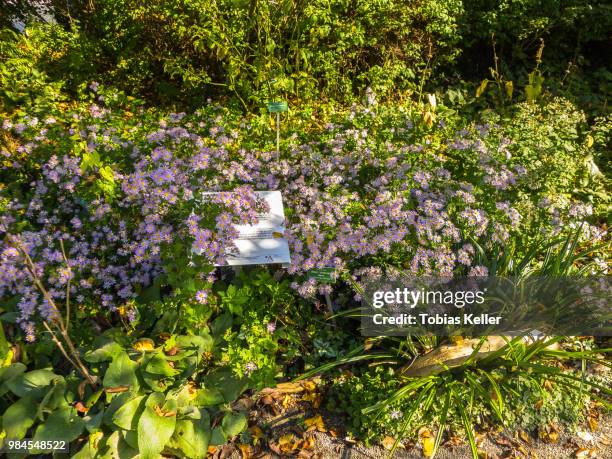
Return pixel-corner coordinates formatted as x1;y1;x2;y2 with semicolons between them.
308;267;336;283
267;101;288;113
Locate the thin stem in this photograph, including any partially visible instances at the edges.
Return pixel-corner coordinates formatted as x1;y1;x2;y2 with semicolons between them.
59;239;71;333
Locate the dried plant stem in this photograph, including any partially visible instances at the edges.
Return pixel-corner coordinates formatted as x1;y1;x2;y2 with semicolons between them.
16;240;97;386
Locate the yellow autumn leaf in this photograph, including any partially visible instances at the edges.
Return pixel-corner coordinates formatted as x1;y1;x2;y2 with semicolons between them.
381;436;402;450
238;444;252;459
587;416;598;431
585;135;594;148
476;79;489;98
133;338;155;351
301;380;317;392
422;434;435;457
505;80;514;99
305;414;326;432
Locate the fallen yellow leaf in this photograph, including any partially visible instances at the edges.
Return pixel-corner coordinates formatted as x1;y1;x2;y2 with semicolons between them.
381;436;403;451
305;414;326;432
422;434;435;457
133;338;155;351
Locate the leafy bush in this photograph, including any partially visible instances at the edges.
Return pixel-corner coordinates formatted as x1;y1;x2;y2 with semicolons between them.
0;332;250;458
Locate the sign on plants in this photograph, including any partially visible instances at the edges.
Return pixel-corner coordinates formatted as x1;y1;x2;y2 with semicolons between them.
196;191;291;266
308;267;337;284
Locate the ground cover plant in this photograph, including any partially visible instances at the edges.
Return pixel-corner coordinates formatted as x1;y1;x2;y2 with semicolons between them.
0;2;610;458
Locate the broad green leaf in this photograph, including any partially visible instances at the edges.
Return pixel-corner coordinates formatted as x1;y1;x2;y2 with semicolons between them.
168;409;211;458
102;392;133;426
2;395;37;440
6;369;59;398
221;412;247;438
84;341;123;363
0;363;26;397
112;395;146;430
137;393;177;459
103;352;139;391
176;333;213;354
33;406;85;444
194;387;224;407
202;368;247;402
209;426;226;446
83;409;104;433
146;353;177;377
96;431;138;459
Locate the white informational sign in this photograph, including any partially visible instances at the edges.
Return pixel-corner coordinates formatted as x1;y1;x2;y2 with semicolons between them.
199;191;291;266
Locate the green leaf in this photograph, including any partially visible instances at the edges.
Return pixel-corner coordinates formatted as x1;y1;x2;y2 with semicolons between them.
194;387;225;407
103;352;139;391
102;392;133;426
6;369;59;398
202;368;247;403
84;341;123;363
112;395;146;430
2;395;38;440
168;409;211;458
0;363;26;396
146;353;178;377
176;334;213;354
137;393;177;459
209;426;227;446
221;412;247;438
33;406;85;444
96;431;138;459
83;409;104;433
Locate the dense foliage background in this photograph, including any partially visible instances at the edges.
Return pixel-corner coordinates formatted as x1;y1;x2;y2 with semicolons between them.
0;1;610;458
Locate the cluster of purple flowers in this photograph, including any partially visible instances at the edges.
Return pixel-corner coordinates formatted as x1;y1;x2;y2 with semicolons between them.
1;94;603;340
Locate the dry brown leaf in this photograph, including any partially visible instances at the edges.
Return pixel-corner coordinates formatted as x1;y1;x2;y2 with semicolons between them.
543;380;554;391
305;415;326;433
302;435;315;450
475;431;486;447
534;399;543;411
445;435;463;446
539;424;559;443
78;379;87;399
238;444;252;459
105;385;130;393
301;380;317;392
518;430;530;443
281;395;295;409
278;433;300;453
74;401;89;413
381;436;403;451
276;382;304;393
575;447;598;458
249;425;265;445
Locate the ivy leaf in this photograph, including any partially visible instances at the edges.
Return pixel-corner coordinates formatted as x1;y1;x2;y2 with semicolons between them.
137;393;177;459
112;394;146;430
103;351;139;391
